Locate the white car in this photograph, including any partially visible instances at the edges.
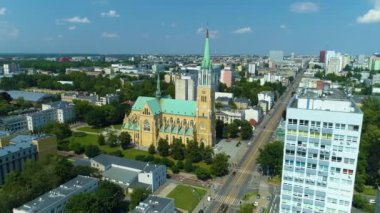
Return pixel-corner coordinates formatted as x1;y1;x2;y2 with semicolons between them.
253;201;259;207
369;199;376;204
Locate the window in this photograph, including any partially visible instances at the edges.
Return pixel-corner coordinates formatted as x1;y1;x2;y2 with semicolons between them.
330;167;341;173
311;121;321;127
296;161;305;167
344;158;355;165
348;125;359;131
346;136;358;143
332;156;342;162
343;169;354;175
143;120;150;131
322;133;332;139
335;123;346;130
332;145;343;152
307;163;317;169
298;130;308;137
288;119;297;125
320;154;329;160
297;150;306;157
286;150;295;155
310;129;320;138
334;134;345;142
299;120;309;126
285;160;294;165
308;153;318;159
323;122;333;129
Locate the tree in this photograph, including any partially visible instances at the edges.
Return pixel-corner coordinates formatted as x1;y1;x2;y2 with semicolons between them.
41;122;72;142
184;158;194;172
119;132;131;150
186;140;201;162
129;188;149;210
216;120;225;139
98;134;105;146
85;107;107;128
226;122;239;138
69;142;85;154
171;139;185;160
85;145;101;158
106;132;118;147
257;141;283;176
203;146;214;164
195;167;211;180
148;144;156;155
66;193;99;213
211;153;229;177
157;138;170;157
96;181;125;212
240;120;253;140
352;194;366;209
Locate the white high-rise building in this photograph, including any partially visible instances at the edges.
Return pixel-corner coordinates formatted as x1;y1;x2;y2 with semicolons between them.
175;78;195;101
269;50;284;63
280;89;363;213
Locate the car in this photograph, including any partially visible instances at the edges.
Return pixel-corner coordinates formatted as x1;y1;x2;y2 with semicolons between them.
253;201;259;207
232;171;236;176
266;195;271;201
369;199;376;204
256;194;261;199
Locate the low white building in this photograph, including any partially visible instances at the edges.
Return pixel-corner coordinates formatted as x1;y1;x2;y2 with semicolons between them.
215;92;234;100
132;195;175;213
216;109;243;124
96;94;119;106
13;176;98;213
0;115;28;133
258;91;274;110
91;154;167;192
244;107;263;126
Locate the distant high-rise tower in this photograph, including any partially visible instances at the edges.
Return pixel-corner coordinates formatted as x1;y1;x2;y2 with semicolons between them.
269;50;284;63
280;90;363;213
320;50;326;63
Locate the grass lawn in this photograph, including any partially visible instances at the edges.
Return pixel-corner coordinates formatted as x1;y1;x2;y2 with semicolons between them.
242;191;257;201
77;126;104;133
112;124;123;130
68;134;98;145
194;161;211;170
268;176;281;185
359;185;377;196
167;184;207;212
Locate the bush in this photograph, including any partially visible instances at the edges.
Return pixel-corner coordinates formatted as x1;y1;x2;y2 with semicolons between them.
171;165;180;174
184;159;194;172
135;155;146;161
195;167;212;180
148;144;156;155
70;142;85;154
85;145;100;158
153;157;161;164
58;140;70;151
176;161;184;170
353;194;366;209
109;150;124;157
160;157;174;168
73;132;87;137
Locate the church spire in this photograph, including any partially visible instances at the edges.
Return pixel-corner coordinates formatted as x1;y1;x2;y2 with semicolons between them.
155;70;161;98
201;29;211;70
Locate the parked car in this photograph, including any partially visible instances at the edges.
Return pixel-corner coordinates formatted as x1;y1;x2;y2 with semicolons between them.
256;194;261;199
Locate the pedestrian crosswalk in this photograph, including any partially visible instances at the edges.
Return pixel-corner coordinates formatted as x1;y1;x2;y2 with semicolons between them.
213;194;242;206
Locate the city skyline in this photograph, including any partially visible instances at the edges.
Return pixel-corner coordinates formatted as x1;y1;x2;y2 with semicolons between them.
0;0;379;55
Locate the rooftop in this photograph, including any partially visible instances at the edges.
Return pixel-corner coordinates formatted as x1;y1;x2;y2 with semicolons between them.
92;154;163;173
290;89;362;113
14;176;98;213
132;195;174;213
7;90;53;102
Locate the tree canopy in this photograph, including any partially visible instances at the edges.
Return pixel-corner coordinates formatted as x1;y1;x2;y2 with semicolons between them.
257;141;284;176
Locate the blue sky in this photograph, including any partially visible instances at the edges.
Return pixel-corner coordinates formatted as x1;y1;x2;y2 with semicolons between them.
0;0;379;55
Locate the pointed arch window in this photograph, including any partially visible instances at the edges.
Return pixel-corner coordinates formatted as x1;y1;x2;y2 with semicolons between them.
143;120;150;131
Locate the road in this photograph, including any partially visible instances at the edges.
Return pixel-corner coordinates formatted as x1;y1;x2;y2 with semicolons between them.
206;71;303;213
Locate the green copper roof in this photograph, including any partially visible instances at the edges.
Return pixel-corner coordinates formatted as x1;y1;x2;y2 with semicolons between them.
146;99;161;115
160;98;196;117
201;29;211;69
131;96;196;117
123;122;140;131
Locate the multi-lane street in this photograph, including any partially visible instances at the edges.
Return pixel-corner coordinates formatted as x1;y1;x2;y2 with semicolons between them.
206;71;303;213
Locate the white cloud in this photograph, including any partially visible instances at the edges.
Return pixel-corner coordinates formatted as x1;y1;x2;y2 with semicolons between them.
357;1;380;24
280;24;287;29
196;27;219;38
68;25;76;31
64;16;91;24
290;2;319;13
0;21;19;39
101;32;119;38
101;10;120;18
232;27;252;34
0;7;6;16
170;23;177;28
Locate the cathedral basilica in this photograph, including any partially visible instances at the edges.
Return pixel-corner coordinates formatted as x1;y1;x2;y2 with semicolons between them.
122;31;216;147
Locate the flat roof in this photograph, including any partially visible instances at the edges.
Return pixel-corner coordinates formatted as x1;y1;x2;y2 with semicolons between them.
7;90;53;102
132;195;174;213
103;166;138;186
14;176;98;213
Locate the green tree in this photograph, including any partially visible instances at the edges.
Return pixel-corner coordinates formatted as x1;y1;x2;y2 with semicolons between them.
106;132;118;147
119;132;131;150
95;181;125;212
211;153;229;177
41;122;72;142
157;138;170;157
203;146;214;164
129;188;149;210
240;120;253;140
184;158;194;172
85;107;107;128
85;145;101;158
69;142;85;154
195;167;212;180
227;122;239;138
171;139;185;160
257;141;283;176
66;193;99;213
216;120;225;138
186;140;201;162
148;144;156;155
98;134;105;146
352;194;366;209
